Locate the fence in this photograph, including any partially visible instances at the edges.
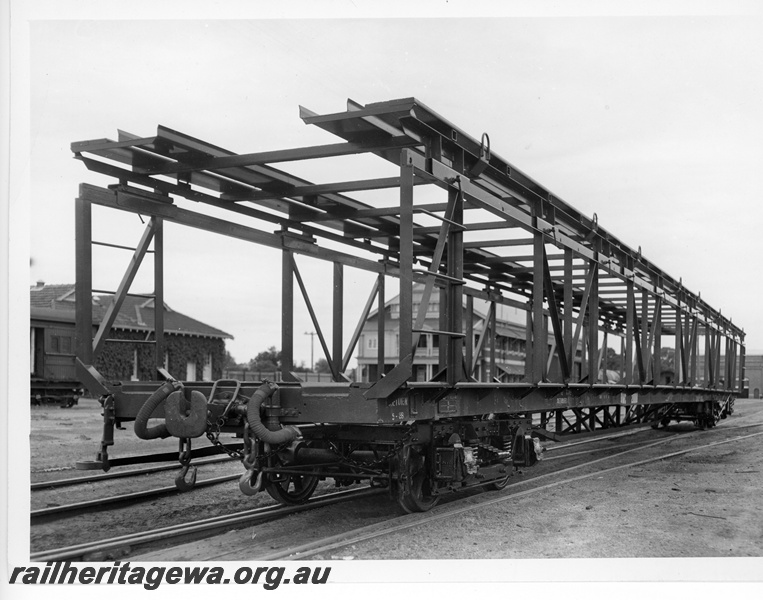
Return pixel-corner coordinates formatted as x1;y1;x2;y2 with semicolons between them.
222;369;346;383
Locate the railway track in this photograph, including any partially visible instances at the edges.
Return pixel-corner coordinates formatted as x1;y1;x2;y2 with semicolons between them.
208;420;763;561
32;415;762;562
30;487;383;562
31;456;234;490
31;473;240;522
30;426;664;524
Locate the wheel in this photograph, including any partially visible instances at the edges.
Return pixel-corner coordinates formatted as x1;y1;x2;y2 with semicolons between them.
397;445;439;513
264;469;319;504
263;451;319;505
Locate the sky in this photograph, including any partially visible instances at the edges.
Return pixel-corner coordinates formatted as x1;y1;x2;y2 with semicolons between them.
4;0;763;590
11;4;763;369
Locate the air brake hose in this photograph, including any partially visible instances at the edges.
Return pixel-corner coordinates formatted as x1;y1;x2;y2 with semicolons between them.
246;381;300;444
134;380;178;440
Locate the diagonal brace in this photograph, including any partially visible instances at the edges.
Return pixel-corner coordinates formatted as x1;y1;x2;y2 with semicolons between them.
291;257;340;382
92;219;157;359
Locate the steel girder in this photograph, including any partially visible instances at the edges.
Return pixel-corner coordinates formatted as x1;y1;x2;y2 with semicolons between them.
72;97;745;431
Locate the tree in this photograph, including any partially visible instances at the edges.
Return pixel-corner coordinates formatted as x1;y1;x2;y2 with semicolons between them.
314;358;332;374
222;350;239;370
604;347;622;372
660;347;675;372
248;346;281;372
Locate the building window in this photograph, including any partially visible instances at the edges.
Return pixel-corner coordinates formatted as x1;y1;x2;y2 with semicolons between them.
186;360;197;381
132;349;139;381
367;337;378;350
48;334;73;355
202;353;212;381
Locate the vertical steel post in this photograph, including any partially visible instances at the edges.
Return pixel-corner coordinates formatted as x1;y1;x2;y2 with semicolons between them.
465;294;474;376
704;325;711;386
399;150;414;366
333;262;343;378
439;287;448;373
587;258;599;383
652;298;661;385
723;332;734;389
488;301;496;382
377;273;385;381
153;217;165;371
675;303;683;385
714;329;722;389
281;248;294;378
625;279;634;385
739;338;746;396
524;304;533;382
75;195;93;367
640;289;649;383
532;229;545;383
447;185;464;385
689;318;698;386
683;311;692;384
563;248;573;367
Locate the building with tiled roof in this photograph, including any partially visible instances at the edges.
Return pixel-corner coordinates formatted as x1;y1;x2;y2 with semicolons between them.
30;282;231;391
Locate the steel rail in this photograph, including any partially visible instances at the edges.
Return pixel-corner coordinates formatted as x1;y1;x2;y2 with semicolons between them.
31;456;234;491
542;422;662;451
246;423;763;561
29;486;383;563
544;438;658;462
31;474;240;522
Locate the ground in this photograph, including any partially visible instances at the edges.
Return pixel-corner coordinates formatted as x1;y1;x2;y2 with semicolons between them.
27;396;763;566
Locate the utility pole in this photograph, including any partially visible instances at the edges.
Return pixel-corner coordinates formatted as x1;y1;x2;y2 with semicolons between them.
304;331;316;371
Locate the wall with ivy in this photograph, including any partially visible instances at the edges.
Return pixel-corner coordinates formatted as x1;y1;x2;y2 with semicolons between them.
95;330;225;382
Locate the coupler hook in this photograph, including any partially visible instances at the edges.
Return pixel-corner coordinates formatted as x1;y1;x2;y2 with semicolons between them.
175;437;197;492
238;432;264;496
239;468;263;496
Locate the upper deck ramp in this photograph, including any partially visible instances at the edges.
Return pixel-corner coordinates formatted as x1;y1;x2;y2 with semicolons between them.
71;97;745;411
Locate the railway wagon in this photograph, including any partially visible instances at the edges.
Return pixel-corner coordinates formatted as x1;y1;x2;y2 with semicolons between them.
30;306;84;407
71;98;744;512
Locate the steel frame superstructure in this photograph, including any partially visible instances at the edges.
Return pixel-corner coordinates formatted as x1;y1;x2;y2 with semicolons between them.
72;98;745;471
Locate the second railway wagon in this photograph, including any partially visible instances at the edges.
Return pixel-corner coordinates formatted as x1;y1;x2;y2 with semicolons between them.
71;98;744;512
